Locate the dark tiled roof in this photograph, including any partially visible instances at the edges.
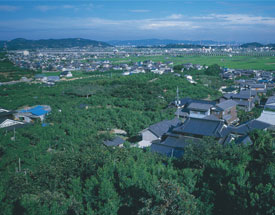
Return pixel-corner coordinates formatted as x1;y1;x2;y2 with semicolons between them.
148;118;182;138
223;93;234;99
0;109;15;117
232;93;251;99
161;136;199;148
150;143;184;158
229;120;271;135
235;135;253;145
235;100;250;107
178;98;216;106
173;117;228;138
203;115;220;120
187;102;213;111
103;136;125;147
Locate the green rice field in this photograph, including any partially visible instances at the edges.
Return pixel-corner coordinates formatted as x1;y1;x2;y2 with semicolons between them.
103;55;275;71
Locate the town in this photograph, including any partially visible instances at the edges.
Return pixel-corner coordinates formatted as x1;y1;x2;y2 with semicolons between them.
1;46;275;157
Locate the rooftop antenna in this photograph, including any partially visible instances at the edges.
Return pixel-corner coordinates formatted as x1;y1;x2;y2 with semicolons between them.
4;42;7;51
249;87;252;111
176;86;180;119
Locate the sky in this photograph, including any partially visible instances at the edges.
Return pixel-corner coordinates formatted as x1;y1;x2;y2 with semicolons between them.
0;0;275;43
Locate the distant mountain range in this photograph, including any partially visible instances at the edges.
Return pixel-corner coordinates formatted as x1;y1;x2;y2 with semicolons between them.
108;39;240;46
0;38;274;50
240;42;275;48
0;38;111;50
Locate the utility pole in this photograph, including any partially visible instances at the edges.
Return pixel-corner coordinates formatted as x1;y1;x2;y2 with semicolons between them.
18;158;21;172
13;127;16;141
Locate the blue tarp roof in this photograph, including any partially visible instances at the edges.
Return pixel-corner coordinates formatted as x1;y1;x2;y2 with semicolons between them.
20;105;49;116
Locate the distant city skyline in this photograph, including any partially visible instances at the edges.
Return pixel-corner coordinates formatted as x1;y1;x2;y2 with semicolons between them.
1;0;275;43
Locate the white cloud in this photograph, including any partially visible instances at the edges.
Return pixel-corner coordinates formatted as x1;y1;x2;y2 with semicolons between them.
62;5;75;9
1;13;275;41
0;5;20;12
192;14;275;26
35;4;91;12
140;20;198;30
130;10;151;13
35;5;57;12
167;14;183;20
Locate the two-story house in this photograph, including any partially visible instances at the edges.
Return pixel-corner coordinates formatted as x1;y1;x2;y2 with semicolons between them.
212;100;238;124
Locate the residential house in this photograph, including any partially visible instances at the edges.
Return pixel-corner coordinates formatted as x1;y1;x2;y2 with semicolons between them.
173;98;216;118
187;102;213;118
184;75;197;84
103;136;125;147
264;96;275;110
182;63;193;70
221;91;258;111
173;98;216;109
34;74;46;81
151;117;230;157
212;100;238;124
0;108;26;130
249;84;267;95
0;108;15;121
138;118;181;148
14;105;51;122
256;111;275;126
229;119;272;135
60;71;73;78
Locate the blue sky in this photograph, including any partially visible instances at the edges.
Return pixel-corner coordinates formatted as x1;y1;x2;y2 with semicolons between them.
0;0;275;42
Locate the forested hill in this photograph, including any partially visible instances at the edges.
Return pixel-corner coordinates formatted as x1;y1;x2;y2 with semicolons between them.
240;42;264;48
0;38;112;50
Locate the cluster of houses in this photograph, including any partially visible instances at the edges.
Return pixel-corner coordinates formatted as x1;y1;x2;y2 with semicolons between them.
104;87;275;157
0;105;51;131
8;51;175;76
221;68;275;83
181;63;206;71
137;93;275;157
122;60;174;75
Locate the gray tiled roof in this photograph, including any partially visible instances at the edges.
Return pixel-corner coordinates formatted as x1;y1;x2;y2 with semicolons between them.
216;100;237;110
265;96;275;106
103;136;125;147
148;118;182;138
240;90;257;96
250;84;265;88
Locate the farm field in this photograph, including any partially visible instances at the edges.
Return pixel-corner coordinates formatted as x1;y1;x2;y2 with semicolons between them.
104;55;275;70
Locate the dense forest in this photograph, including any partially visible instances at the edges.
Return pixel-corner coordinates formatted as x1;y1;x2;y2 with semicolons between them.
0;66;274;214
1;129;274;214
